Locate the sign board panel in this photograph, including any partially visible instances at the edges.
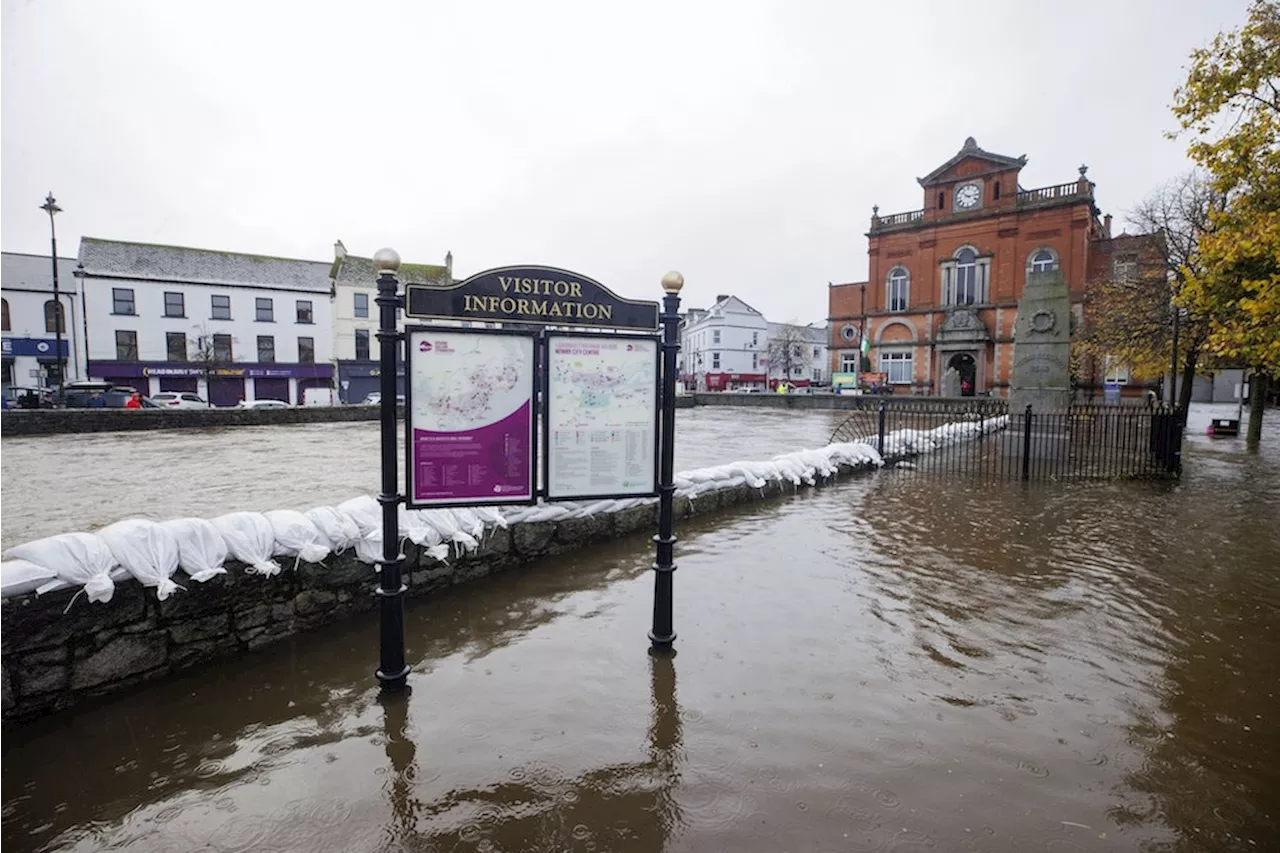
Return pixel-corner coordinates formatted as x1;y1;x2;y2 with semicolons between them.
405;265;659;332
404;327;537;508
545;334;659;500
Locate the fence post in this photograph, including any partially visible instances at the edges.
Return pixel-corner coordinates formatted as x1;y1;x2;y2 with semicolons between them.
877;400;887;459
1021;404;1033;482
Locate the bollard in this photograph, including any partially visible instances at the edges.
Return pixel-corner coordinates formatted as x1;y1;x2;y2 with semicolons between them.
650;271;683;653
877;400;887;458
1021;403;1033;482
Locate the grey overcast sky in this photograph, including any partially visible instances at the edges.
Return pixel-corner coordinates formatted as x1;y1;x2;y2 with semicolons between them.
1;0;1247;324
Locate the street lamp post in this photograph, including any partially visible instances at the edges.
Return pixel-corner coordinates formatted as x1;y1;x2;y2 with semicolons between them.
649;270;683;654
39;193;66;399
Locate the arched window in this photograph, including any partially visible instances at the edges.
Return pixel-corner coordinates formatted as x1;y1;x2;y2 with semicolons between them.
954;248;977;305
1;298;9;331
44;299;65;334
941;245;989;306
1029;248;1058;273
886;267;909;312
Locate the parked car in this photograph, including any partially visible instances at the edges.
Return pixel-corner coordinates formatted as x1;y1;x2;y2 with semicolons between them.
152;392;209;409
236;399;290;410
360;392;406;406
61;389;161;408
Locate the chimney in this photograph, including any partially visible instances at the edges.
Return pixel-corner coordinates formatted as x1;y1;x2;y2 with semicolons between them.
445;250;453;277
334;239;347;260
715;294;730;303
1103;214;1112;239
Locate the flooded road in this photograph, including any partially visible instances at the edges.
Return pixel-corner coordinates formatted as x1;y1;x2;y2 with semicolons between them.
3;404;1279;851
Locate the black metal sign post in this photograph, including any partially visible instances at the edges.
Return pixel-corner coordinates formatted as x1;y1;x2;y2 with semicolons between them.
374;249;410;692
649;272;683;654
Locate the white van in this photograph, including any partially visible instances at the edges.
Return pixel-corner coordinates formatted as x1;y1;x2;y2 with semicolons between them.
302;387;338;407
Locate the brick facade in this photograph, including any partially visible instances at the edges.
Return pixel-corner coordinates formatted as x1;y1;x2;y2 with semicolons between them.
829;137;1153;397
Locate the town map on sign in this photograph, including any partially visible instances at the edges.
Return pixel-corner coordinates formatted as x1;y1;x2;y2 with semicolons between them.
548;339;656;429
411;333;533;432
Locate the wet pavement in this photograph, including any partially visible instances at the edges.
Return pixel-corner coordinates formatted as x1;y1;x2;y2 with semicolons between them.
3;404;1279;851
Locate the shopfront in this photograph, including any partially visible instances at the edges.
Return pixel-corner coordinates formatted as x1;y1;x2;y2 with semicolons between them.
337;360;403;404
86;361;334;407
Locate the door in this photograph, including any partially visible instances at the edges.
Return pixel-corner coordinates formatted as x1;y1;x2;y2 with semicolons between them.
208;377;244;407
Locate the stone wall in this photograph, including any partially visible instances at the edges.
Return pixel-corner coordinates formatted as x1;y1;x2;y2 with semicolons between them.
0;475;826;724
1;404;397;437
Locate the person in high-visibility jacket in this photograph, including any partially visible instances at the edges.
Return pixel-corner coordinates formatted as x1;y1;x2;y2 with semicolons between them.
776;382;787;395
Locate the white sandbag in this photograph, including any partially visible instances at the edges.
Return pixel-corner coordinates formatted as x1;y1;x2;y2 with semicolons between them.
398;507;444;548
419;509;479;551
159;518;229;582
97;519;183;600
338;495;381;534
1;559;58;598
211;512;281;576
305;506;362;553
450;508;486;540
354;530;384;565
264;510;330;564
8;532;118;603
470;506;509;529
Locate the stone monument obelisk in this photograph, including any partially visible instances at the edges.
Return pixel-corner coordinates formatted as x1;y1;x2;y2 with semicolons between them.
1008;269;1073;462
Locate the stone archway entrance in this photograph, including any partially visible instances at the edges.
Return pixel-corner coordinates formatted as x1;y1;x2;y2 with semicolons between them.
948;352;977;396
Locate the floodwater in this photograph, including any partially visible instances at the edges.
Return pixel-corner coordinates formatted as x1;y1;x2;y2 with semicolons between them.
0;407;842;550
3;405;1280;851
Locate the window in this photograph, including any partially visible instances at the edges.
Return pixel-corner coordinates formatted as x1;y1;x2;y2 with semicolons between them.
942;246;990;306
880;351;913;384
112;288;135;315
1;298;8;331
115;330;138;361
212;334;233;361
938;192;945;210
255;297;274;322
164;291;185;317
355;329;371;360
812;369;822;382
752;353;759;370
298;336;315;364
1103;355;1130;384
712;329;721;344
257;335;275;363
44;300;65;333
1114;256;1138;283
166;332;187;362
887;267;909;312
354;292;369;318
813;346;820;358
211;294;232;320
296;300;313;324
712;352;720;369
840;352;859;373
1029;249;1057;273
752;332;758;347
994;182;1001;200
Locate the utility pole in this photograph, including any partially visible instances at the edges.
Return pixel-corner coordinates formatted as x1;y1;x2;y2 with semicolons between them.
40;193;66;399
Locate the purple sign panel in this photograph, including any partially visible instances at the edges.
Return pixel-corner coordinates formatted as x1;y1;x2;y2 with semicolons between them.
405;328;536;508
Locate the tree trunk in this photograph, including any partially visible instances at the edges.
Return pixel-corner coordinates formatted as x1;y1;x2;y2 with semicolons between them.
1247;370;1268;446
1176;346;1199;426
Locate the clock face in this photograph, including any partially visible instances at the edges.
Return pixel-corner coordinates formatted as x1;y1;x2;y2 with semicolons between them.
955;182;982;210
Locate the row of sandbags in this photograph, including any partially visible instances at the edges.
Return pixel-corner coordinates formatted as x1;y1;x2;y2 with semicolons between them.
0;497;510;605
1;430;977;608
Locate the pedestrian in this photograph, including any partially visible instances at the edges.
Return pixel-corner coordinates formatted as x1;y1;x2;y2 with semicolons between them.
88;392;106;409
125;392;142;410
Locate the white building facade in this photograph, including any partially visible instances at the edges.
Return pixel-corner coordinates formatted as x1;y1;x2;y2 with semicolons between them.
78;238;335;406
329;241;451;404
679;295;770;391
765;321;829;387
2;252;84;393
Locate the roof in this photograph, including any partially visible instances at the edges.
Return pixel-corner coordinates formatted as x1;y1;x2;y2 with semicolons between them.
918;137;1027;187
333;254;449;286
1;252;81;292
78;237;333;292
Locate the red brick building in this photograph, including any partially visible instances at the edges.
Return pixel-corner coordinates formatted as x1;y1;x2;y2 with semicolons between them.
828;137;1152;397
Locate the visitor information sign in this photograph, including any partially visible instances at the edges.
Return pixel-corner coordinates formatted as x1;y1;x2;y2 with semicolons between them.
404;327;537;508
545;334;659;500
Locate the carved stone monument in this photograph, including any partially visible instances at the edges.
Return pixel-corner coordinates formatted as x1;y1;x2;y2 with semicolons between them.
1009;269;1072;411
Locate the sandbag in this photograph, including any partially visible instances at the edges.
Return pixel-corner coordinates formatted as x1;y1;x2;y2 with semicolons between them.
305;506;362;553
8;532;118;603
264;510;330;565
97;519;183;600
159;518;229;582
211;512;281;576
338;495;381;535
1;559;58;598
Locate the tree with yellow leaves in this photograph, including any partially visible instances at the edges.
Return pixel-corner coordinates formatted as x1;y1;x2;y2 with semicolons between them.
1171;0;1279;443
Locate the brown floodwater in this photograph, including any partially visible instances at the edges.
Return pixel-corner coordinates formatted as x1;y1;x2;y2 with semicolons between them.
2;404;1279;851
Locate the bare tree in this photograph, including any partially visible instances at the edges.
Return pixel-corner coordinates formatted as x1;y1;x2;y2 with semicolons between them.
1078;172;1218;416
766;324;813;385
190;325;236;408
